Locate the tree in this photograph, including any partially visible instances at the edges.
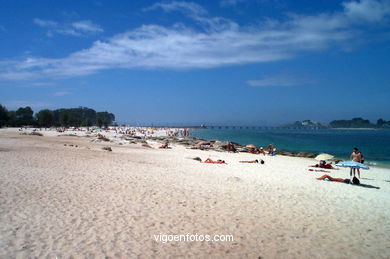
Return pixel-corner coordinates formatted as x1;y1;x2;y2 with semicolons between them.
330;118;374;128
377;119;385;127
7;110;16;121
16;106;34;121
60;111;70;127
0;104;10;127
96;112;115;128
37;109;54;127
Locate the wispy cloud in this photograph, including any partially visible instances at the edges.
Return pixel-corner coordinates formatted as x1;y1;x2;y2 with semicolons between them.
2;100;52;109
220;0;245;7
29;82;56;87
33;18;103;37
1;0;389;81
343;0;390;22
144;1;207;16
247;74;313;87
71;21;104;33
53;91;71;96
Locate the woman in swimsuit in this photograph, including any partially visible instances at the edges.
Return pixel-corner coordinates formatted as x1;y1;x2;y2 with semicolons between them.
202;158;226;164
316;174;360;185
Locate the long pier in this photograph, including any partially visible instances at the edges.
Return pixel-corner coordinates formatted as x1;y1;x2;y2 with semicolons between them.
201;126;323;130
133;125;324;130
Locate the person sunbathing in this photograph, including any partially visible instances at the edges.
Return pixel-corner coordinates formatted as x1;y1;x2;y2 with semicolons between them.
159;143;169;149
239;159;265;164
240;159;259;163
310;160;335;169
202;158;226;164
316;174;360;185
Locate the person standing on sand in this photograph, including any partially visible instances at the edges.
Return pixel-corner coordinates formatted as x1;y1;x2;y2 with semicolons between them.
350;147;362;178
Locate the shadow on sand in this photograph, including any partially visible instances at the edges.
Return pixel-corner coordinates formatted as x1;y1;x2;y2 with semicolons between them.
355;183;380;189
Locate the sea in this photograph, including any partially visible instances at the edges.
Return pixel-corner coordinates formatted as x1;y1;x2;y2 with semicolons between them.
190;128;390;168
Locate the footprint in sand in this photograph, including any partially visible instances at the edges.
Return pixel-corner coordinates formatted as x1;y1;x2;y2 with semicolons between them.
227;176;243;183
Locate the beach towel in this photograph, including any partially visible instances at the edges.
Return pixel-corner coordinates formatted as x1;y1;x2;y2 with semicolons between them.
308;169;330;173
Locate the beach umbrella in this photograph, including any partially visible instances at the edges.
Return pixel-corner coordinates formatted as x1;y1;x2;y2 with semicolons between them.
315;153;334;161
336;161;369;176
336;161;369;169
246;144;256;149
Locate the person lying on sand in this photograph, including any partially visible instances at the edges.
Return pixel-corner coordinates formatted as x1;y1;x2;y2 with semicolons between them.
316;174;360;185
310;160;335;169
308;169;330;173
240;159;259;163
239;159;265;164
159;143;170;149
251;149;260;154
201;158;226;164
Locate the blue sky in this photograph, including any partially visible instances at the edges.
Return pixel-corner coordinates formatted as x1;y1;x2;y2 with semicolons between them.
1;0;390;126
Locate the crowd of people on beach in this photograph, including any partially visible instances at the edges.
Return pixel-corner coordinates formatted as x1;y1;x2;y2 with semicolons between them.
20;126;191;139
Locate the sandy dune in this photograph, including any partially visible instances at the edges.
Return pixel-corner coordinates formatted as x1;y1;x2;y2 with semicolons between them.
1;130;390;258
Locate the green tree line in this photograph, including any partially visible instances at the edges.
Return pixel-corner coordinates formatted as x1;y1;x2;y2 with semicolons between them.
329;117;390;128
0;104;115;128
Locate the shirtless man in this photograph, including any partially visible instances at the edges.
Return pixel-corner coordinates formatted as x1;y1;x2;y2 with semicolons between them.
350;147;362;178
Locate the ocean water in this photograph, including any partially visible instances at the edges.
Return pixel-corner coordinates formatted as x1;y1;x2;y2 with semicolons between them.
190;128;390;168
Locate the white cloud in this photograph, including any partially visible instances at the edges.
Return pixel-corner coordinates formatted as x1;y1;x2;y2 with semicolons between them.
33;18;58;27
343;0;390;22
0;0;389;81
33;18;103;37
247;75;313;87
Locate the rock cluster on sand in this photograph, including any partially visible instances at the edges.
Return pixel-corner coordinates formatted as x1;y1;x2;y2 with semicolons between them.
145;136;318;158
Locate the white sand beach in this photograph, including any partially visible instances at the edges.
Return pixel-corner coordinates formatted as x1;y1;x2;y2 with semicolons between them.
1;128;390;258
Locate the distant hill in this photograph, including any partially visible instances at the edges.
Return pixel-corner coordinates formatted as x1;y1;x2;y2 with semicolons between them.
329;118;374;128
281;118;390;129
281;120;329;129
329;117;390;129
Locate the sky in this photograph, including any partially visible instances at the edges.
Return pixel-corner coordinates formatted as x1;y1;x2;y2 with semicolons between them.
0;0;390;126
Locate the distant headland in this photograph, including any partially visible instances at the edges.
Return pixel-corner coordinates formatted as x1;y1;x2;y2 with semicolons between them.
281;118;390;129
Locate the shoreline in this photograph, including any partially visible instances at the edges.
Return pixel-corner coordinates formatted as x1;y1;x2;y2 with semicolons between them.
4;126;390;168
1;128;390;257
190;128;390;169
